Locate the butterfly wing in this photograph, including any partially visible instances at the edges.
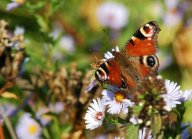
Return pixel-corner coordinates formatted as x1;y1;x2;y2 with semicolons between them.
95;58;122;87
123;21;160;56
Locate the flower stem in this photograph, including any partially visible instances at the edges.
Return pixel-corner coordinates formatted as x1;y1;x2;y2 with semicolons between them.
0;103;18;139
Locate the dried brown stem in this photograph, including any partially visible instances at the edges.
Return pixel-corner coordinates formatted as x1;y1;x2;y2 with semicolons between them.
0;81;13;95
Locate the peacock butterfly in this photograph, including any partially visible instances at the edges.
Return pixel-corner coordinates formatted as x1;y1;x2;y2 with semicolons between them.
89;21;161;94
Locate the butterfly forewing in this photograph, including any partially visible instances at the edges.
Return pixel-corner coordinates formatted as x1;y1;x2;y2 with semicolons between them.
123;21;160;56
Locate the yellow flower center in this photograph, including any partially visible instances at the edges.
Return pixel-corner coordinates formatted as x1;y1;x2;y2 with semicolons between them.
15;0;25;4
114;91;126;103
28;124;38;135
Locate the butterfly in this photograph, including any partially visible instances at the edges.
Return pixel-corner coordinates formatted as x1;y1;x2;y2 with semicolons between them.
88;21;161;94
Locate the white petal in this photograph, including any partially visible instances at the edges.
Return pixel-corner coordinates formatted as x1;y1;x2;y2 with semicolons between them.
115;46;120;52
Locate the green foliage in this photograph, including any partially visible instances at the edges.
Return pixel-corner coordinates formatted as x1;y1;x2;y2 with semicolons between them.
125;124;139;139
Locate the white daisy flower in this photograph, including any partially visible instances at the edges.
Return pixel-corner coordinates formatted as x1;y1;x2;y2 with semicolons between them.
180;90;192;102
6;0;25;11
161;80;181;111
102;88;134;114
96;1;128;30
138;127;153;139
59;35;75;52
84;98;105;130
16;113;41;139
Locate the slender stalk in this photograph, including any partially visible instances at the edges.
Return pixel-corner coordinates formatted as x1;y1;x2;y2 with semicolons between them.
0;103;18;139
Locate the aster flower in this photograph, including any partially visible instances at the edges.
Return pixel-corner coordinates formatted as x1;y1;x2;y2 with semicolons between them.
59;35;75;52
96;1;128;30
16;113;41;139
86;79;98;93
102;87;134;114
163;0;182;27
181;123;192;139
6;0;25;11
36;107;52;126
138;127;153;139
180;90;192;102
49;102;64;114
163;11;182;27
161;80;181;111
49;22;63;40
14;26;25;36
165;0;179;9
84;98;105;130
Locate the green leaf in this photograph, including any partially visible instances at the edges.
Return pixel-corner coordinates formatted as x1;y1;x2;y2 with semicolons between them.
61;123;73;133
125;124;139;139
151;114;162;138
132;102;144;117
49;117;61;139
35;15;49;32
183;100;192;123
105;115;119;124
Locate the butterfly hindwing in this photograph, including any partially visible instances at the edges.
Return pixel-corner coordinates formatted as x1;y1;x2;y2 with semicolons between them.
95;58;122;87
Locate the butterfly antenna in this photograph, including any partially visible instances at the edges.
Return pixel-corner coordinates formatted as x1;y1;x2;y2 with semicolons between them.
89;49;99;61
102;27;111;42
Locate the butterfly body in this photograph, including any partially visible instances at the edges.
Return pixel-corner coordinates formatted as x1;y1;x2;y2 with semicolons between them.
94;21;160;94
